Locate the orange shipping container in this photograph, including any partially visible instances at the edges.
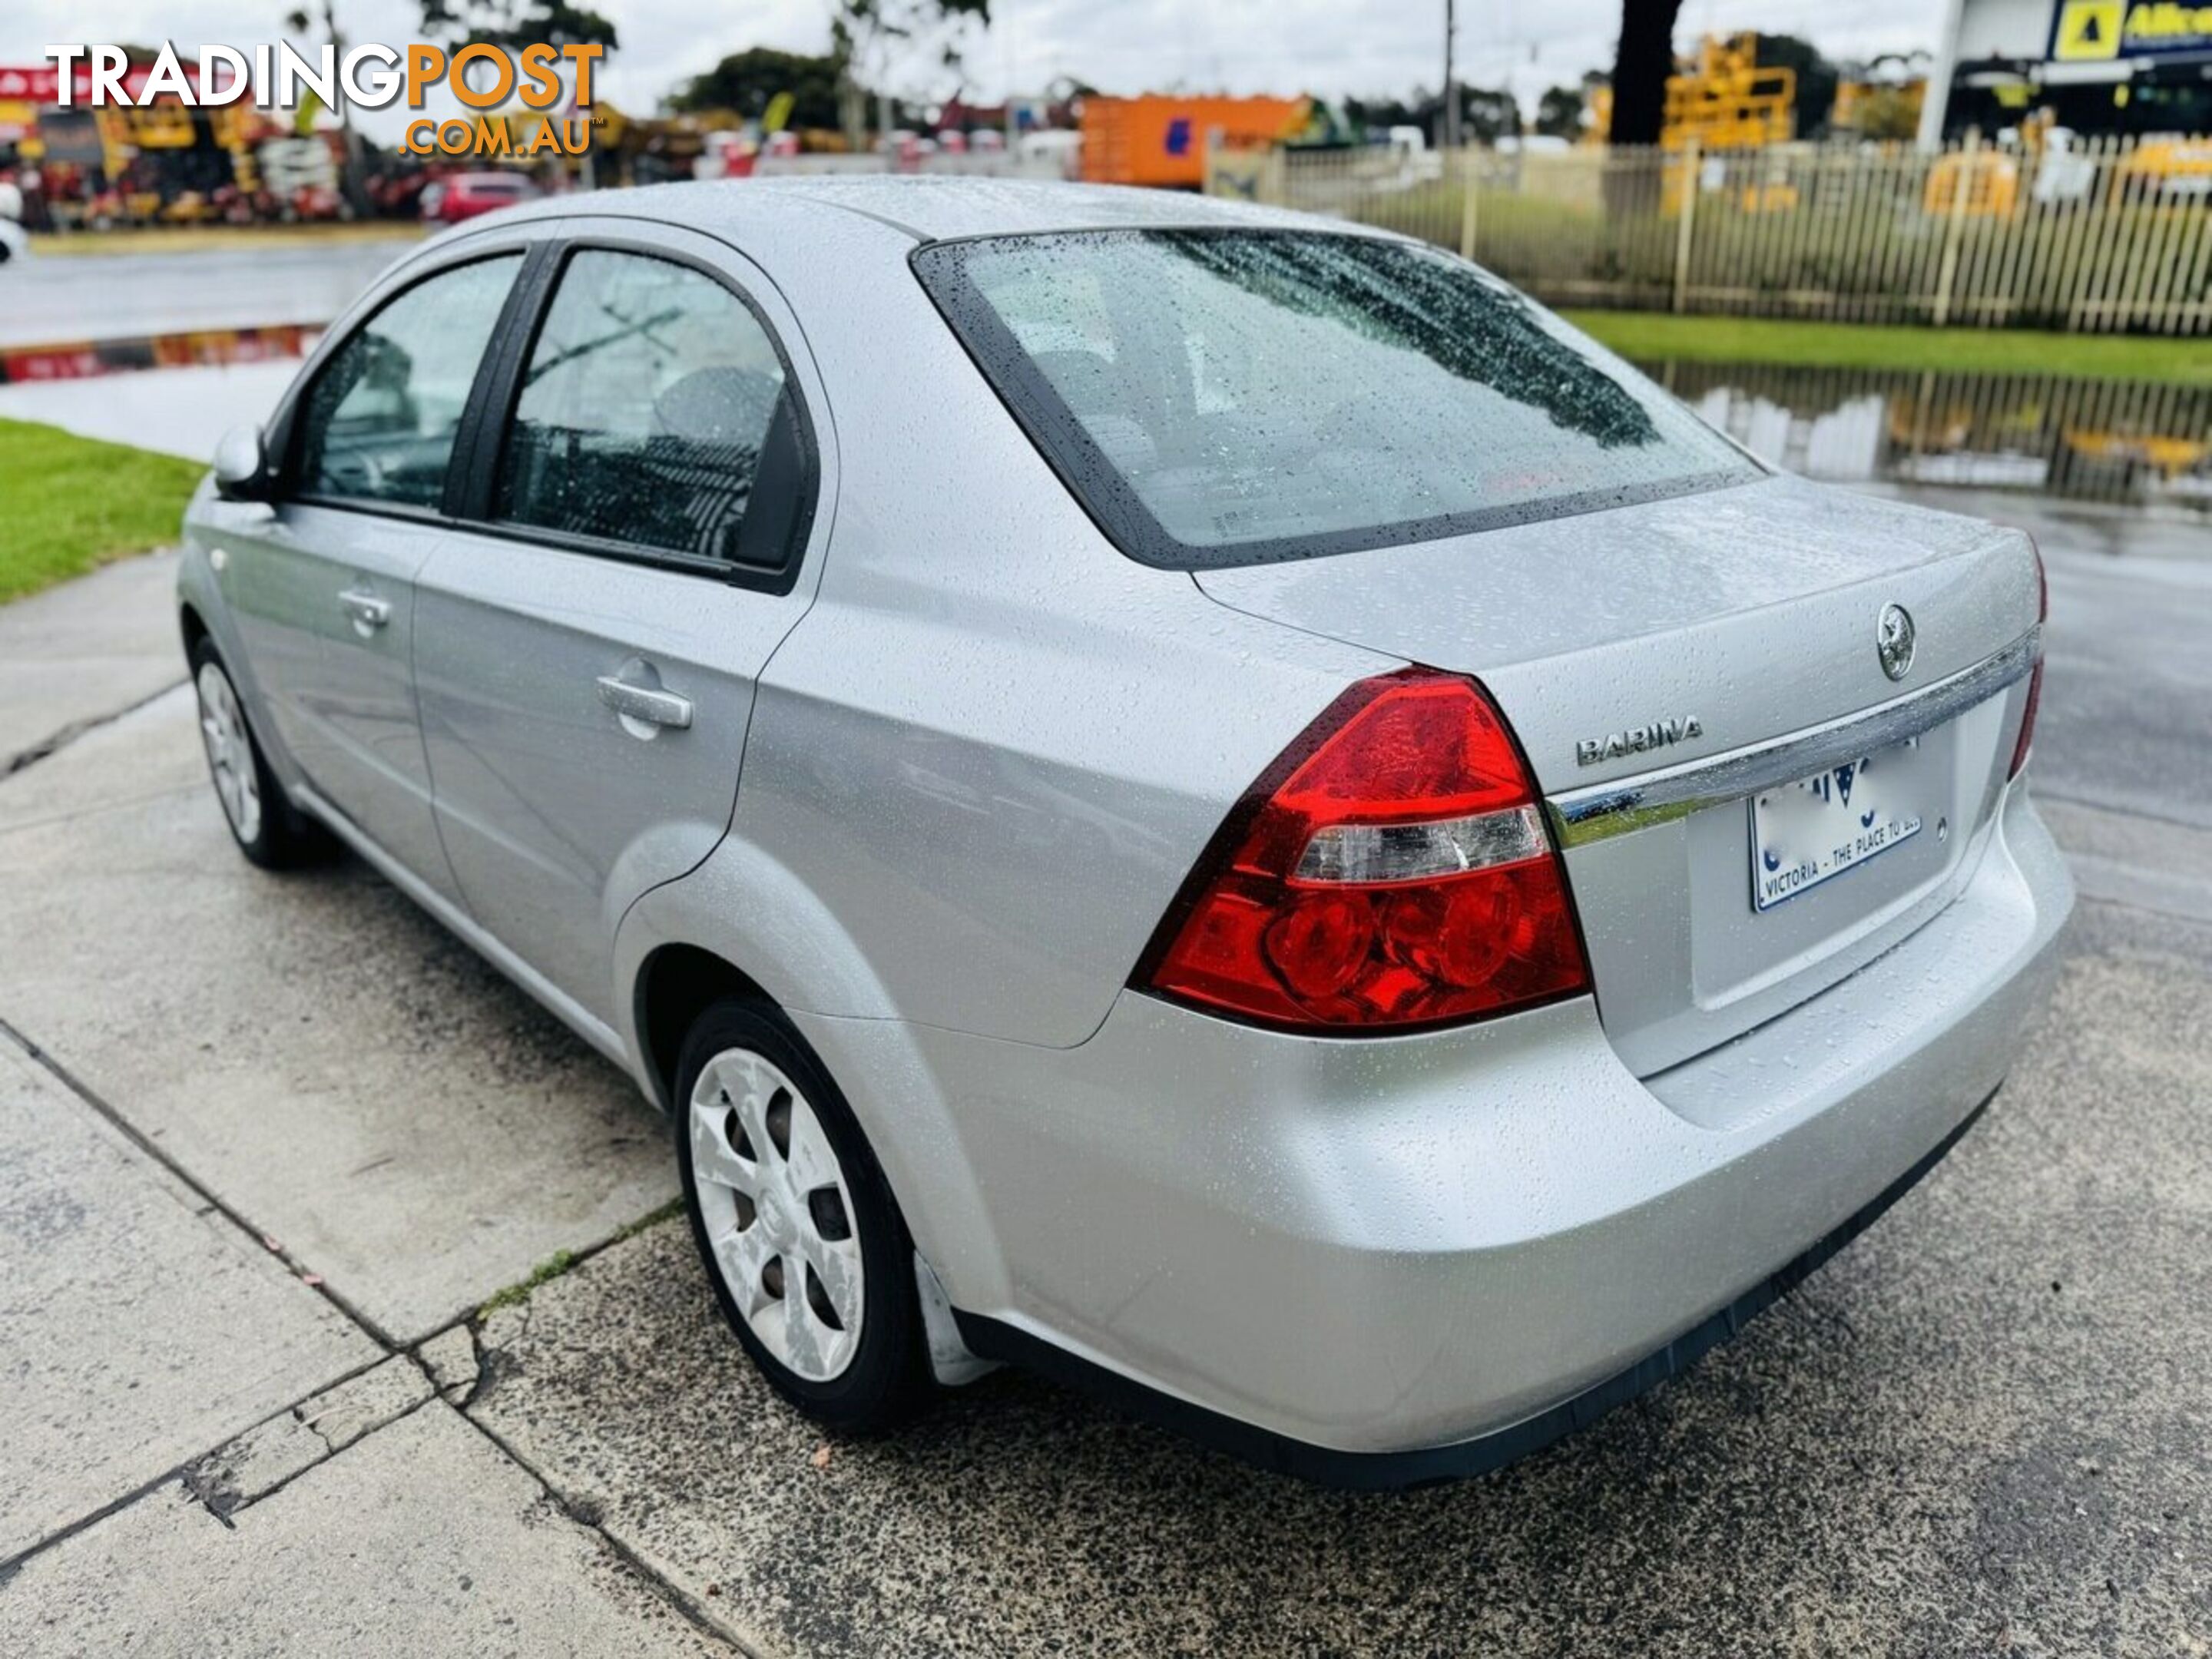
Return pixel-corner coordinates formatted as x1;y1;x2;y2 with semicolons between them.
1080;94;1309;189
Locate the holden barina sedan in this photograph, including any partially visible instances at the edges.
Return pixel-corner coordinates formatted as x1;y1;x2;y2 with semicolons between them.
177;179;2070;1487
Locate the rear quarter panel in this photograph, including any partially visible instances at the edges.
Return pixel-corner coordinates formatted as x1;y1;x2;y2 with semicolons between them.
621;214;1393;1051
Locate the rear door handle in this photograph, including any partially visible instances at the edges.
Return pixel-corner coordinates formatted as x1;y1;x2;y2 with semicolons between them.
338;589;391;631
596;674;694;731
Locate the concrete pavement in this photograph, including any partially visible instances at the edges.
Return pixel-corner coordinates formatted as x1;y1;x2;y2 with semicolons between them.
0;675;717;1648
0;1040;373;1562
0;687;676;1345
0;508;2207;1652
1;1404;730;1658
0;550;183;770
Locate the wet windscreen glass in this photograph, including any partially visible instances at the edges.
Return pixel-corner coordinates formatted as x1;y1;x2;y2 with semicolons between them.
913;230;1759;568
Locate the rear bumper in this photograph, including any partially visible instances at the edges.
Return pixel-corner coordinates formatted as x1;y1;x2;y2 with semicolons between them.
796;783;2073;1482
955;1090;1993;1488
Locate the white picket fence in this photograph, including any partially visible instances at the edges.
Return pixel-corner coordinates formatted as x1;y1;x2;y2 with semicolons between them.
1207;137;2212;335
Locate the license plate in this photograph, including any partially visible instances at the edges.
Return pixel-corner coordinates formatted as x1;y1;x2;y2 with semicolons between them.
1750;738;1924;912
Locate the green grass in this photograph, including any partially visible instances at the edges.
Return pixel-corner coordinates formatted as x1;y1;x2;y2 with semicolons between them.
478;1250;579;1316
1560;311;2212;386
0;418;205;604
475;1199;685;1318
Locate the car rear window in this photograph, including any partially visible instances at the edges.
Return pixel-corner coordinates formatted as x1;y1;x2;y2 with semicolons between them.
912;229;1760;569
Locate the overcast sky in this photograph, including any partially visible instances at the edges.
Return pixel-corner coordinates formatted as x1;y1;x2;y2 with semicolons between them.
1;0;1946;139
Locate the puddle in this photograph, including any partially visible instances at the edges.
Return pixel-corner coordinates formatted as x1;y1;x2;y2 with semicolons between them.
1644;360;2212;515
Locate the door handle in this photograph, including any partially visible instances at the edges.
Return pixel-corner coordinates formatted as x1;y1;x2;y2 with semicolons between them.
338;590;391;631
596;674;694;731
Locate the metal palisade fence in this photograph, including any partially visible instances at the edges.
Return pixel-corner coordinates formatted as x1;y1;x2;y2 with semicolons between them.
1208;137;2212;335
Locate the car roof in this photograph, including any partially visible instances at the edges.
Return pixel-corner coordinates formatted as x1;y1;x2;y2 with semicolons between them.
748;176;1337;240
487;174;1371;246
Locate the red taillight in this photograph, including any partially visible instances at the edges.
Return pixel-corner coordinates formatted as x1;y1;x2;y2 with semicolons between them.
1136;668;1591;1034
2009;534;2048;780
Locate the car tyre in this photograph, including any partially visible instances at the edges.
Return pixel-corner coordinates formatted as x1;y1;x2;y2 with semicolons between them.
674;998;932;1434
190;637;330;869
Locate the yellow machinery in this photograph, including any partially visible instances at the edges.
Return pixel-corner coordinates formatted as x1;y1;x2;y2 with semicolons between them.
1923;150;2022;216
1921;131;2210;219
1831;78;1926;139
2061;430;2210;472
2117;138;2212;194
1591;34;1796;150
93;101;195;169
1661;35;1795;149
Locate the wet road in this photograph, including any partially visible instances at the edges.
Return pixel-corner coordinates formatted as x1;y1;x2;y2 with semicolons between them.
1884;488;2212;927
0;237;417;348
2036;524;2212;833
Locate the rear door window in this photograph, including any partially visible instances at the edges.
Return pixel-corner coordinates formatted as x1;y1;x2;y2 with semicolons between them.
492;248;803;570
914;229;1760;568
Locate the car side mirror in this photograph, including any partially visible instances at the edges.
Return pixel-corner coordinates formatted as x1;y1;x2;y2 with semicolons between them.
212;424;271;502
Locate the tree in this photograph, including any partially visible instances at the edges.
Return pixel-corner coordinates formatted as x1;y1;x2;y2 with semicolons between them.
418;0;617;53
1343;93;1423;134
1534;84;1584;141
1753;34;1838;138
829;0;990;151
1344;86;1518;144
670;48;849;129
1460;87;1521;144
1605;0;1683;145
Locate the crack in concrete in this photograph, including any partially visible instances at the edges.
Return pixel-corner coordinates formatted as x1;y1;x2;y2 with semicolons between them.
445;1403;770;1659
462;1323;491;1412
2;1460;226;1572
177;1459;243;1528
224;1389;446;1521
0;1334;412;1569
1;677;187;779
297;1402;339;1458
459;1317;501;1412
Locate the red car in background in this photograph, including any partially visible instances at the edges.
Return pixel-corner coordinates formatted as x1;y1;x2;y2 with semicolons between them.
420;172;540;225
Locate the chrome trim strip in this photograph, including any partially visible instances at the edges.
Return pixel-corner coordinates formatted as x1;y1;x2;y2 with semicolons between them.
1545;628;2039;849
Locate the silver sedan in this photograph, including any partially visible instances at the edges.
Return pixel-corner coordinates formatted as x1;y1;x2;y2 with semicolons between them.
176;178;2071;1487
